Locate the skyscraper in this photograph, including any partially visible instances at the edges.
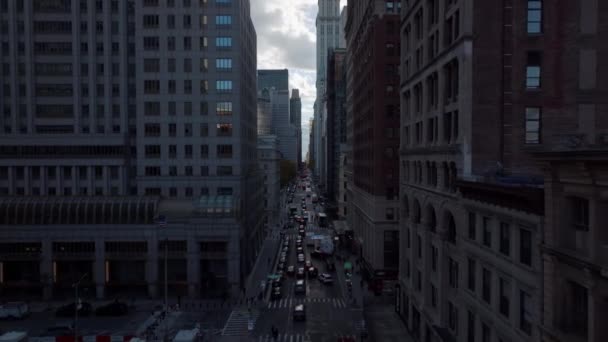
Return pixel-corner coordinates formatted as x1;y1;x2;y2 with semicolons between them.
257;69;298;163
0;0;263;300
314;0;343;178
290;89;302;166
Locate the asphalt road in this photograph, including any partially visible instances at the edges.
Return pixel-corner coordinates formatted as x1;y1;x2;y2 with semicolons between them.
252;174;359;342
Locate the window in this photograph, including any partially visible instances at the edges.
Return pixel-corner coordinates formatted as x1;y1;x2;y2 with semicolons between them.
200;36;208;49
527;0;542;33
519;228;532;266
200;80;209;94
168;58;176;72
216;58;232;70
217;144;232;158
217;166;233;176
200;14;208;27
183;36;192;50
184;58;192;72
519;290;532;335
144;80;160;94
482;217;491;247
183;15;191;29
143;37;160;50
168;145;177;158
216;80;232;92
468;212;476;240
184;123;192;137
168;123;177;137
184;80;192;94
168;102;176;116
184;102;192;116
217;123;233;136
467;311;475;342
215;15;232;25
184;145;193;158
499;222;510;255
448;258;458;288
216;37;232;47
200;145;209;158
467;258;476;292
167;15;175;29
217;102;232;116
482;268;491;303
386;208;395;220
431;284;437;307
431;245;437;271
200;58;209;72
499;278;510;317
200;123;209;137
201;101;209;115
448;301;458;332
526;52;542;89
525;107;541;144
167;36;176;50
143;15;159;28
481;322;490;342
568;281;588;337
570;197;589;231
168;80;176;94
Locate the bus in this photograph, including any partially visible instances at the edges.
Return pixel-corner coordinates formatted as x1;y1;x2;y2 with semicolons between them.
318;212;328;228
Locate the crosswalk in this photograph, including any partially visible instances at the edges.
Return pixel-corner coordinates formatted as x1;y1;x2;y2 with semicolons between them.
222;308;261;336
257;334;312;342
266;297;347;309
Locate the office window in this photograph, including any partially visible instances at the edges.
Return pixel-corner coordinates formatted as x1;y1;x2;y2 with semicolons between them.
216;37;232;47
168;58;176;72
520;228;532;266
184;123;192;137
143;15;159;28
184;145;193;158
499;278;510;317
570;197;589;231
167;15;175;29
200;123;209;137
467;258;476;292
184;80;192;94
200;145;209;158
467;311;475;342
144;80;160;94
217;166;233;176
216;80;232;92
216;58;232;70
482;217;491;247
184;102;192;116
215;15;232;25
448;301;458;332
167;36;176;50
217;102;232;116
520;290;533;335
168;80;176;94
183;36;192;50
217;123;233;136
481;322;490;342
143;37;159;50
184;58;192;72
168;101;176;116
168;123;177;137
499;222;510;255
200;36;208;49
526;52;541;89
217;144;233;158
200;58;209;72
183;15;191;29
482;268;491;303
568;281;588;337
200;101;209;115
525;107;541;144
527;0;542;33
448;258;458;288
199;14;208;28
200;80;209;94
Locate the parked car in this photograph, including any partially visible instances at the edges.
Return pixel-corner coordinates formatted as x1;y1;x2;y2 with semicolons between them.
287;265;295;276
55;301;93;317
95;300;128;316
293;304;306;321
318;273;334;284
0;302;29;320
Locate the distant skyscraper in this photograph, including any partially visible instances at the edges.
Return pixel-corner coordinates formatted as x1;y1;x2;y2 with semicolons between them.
314;0;343;178
257;70;298;163
257;88;273;135
290;89;302;165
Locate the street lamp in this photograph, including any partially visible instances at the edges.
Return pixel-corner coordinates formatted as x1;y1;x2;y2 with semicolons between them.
73;273;88;342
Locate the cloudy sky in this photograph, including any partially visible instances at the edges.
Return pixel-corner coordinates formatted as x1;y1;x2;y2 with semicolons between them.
251;0;347;158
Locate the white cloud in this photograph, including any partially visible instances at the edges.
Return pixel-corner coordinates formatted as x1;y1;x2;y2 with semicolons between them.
251;0;324;158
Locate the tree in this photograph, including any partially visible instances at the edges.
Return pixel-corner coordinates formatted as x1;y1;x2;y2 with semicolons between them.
280;159;296;187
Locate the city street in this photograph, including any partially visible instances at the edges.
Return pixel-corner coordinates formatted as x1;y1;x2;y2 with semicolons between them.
220;172;359;341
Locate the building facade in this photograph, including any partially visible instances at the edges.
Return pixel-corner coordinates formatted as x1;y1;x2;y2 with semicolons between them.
0;0;263;300
257;88;272;135
289;89;302;166
398;1;608;342
345;0;401;278
257;69;298;164
258;135;281;228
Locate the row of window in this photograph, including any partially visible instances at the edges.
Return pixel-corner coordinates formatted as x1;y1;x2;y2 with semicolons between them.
144;165;233;177
0;185;234;199
143;57;232;73
142;79;232;95
0;165;120;181
143;0;232;8
143;144;233;159
143;123;233;137
142;36;231;50
143;101;231;116
143;186;233;197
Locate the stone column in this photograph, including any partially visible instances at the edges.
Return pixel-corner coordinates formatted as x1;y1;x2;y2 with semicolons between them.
94;239;105;299
146;237;159;298
187;238;200;299
40;240;53;300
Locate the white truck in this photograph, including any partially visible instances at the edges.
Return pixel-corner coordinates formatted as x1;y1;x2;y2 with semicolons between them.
0;332;28;342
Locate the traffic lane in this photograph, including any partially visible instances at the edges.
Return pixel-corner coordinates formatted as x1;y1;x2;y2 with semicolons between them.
304;239;341;300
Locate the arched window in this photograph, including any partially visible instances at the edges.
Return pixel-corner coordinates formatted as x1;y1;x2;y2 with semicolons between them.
445;211;456;243
426;205;437;232
412;199;421;224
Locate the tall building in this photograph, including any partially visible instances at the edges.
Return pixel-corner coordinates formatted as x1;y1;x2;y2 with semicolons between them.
345;0;401;279
257;69;298;164
257;88;272;135
258;135;281;228
0;0;262;300
314;0;343;179
290;89;302;166
397;1;608;342
324;48;346;211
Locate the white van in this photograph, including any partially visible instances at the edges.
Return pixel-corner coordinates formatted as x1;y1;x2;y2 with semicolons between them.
0;302;29;320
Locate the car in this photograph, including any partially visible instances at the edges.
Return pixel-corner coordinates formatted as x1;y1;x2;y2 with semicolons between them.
305;260;312;268
318;273;334;284
272;280;281;288
279;256;286;263
293;304;306;321
296;267;305;279
283;246;289;253
296;246;303;253
95;300;128;316
307;266;318;277
277;270;284;278
55;301;93;317
271;287;282;300
278;263;285;271
294;280;306;295
297;254;305;263
299;230;305;237
287;265;295;276
311;249;323;258
46;324;74;336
